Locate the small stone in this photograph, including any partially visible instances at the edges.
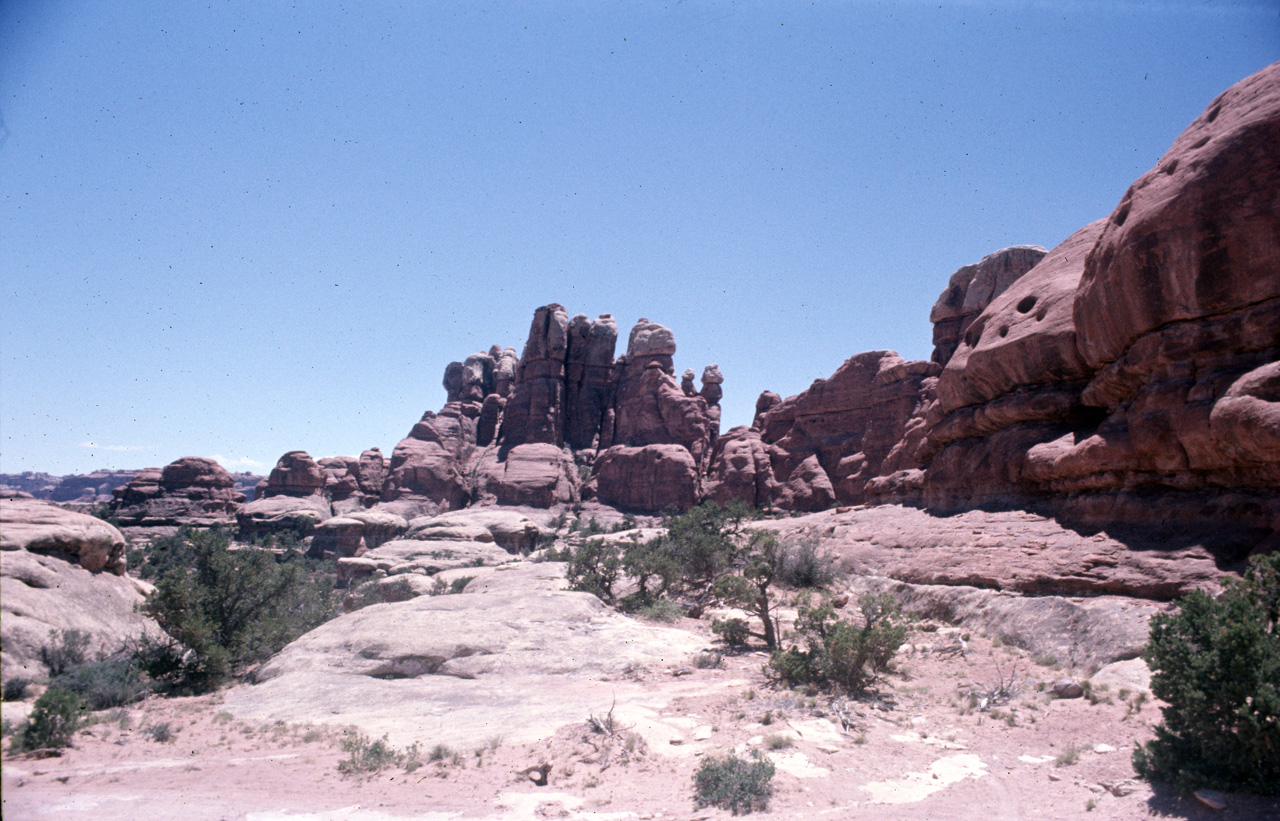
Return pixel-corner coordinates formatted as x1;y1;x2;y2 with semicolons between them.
1093;743;1116;754
1194;789;1228;811
1048;772;1062;782
692;726;713;741
1050;678;1084;699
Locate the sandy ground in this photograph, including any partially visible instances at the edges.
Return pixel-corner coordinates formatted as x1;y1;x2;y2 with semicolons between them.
4;625;1278;821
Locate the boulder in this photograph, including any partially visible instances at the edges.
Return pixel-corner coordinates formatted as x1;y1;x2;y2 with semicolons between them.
475;443;579;508
1;498;128;575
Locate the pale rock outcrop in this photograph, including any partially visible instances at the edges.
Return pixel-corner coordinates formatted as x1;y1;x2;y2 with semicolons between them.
406;509;551;553
1;498;156;679
226;563;709;749
2;498;128;575
2;549;157;681
310;509;408;560
110;456;244;527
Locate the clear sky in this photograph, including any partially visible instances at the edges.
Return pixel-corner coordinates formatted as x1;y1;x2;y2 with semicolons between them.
2;1;1276;476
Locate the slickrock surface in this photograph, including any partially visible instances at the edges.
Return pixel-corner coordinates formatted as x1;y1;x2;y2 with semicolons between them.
0;499;155;679
224;562;710;749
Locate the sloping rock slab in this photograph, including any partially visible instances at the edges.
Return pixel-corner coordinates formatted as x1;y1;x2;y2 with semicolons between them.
224;563;709;748
2;549;158;680
759;505;1227;600
848;575;1164;675
355;539;516;575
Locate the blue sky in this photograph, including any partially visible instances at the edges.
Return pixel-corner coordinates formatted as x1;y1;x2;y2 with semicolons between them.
2;1;1276;475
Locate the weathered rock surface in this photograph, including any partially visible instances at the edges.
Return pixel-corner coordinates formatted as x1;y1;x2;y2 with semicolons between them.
906;62;1280;549
226;562;709;748
930;245;1048;365
1;548;157;681
701;63;1279;569
406;509;551;553
708;353;939;510
758;505;1226;600
1;499;156;679
0;469;138;504
111;456;244;527
593;444;700;512
310;510;408;561
238;451;333;533
1;498;128;574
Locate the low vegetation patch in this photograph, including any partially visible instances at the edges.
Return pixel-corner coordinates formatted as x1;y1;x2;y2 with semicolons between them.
767;593;910;693
10;687;85;753
693;750;776;815
337;730;422;774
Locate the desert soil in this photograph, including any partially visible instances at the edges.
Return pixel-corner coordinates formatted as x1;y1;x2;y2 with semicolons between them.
3;619;1277;821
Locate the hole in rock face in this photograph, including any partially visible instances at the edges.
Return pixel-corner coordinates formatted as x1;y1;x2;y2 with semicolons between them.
998;325;1009;338
1206;104;1221;123
1191;135;1211;150
365;654;446;679
1113;202;1131;227
1163;158;1179;175
1016;295;1038;314
963;319;985;347
1035;308;1047;322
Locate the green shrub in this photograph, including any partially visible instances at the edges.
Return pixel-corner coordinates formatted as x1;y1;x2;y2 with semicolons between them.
776;537;836;589
693;750;776;815
140;529;337;693
1133;552;1279;795
13;687;85;752
41;629;91;677
337;731;420;774
712;617;751;648
52;651;151;710
2;677;31;702
637;598;684;622
448;575;474;594
564;537;622;603
768;593;909;693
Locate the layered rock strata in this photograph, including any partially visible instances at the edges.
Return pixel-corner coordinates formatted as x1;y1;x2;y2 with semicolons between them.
111;456;245;527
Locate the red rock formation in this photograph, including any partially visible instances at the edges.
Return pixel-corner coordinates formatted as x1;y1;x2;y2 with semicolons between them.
714;352;939;511
593;444;699;512
111;456;244;527
238;451;333;533
930;245;1047;365
904;61;1280;552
